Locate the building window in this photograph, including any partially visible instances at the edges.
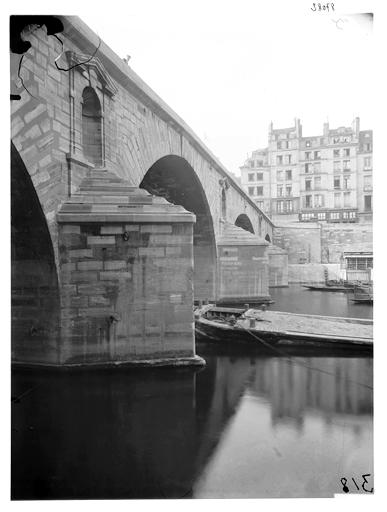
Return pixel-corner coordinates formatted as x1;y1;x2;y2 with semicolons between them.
346;257;373;270
364;175;372;191
277;201;284;213
305;179;312;191
285;200;293;212
277;185;283;197
343;176;350;190
364;195;372;211
277;155;283;165
317;212;326;220
305;152;311;160
333;161;341;172
250;160;255;168
256;200;264;209
313;162;321;173
343;160;350;170
344;191;351;207
286;185;292;197
248;173;255;182
248;187;255;195
334;177;340;189
330;212;340;220
286;170;292;180
256;172;263;181
314;194;324;208
277;170;284;181
284;141;289;149
314;177;321;190
256;160;263;167
364;156;371;169
286;154;292;164
256;186;263;196
344;148;350;157
314;150;320;160
305;140;311;147
305;163;310;173
304;195;312;208
365;143;371;152
333;149;340;157
82;86;103;167
334;193;341;208
277;141;282;150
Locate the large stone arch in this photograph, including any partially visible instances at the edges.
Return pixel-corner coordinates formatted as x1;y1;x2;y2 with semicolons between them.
11;142;60;364
140;155;217;302
234;213;255;234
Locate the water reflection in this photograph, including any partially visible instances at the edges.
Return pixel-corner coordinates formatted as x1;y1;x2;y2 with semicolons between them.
12;350;373;499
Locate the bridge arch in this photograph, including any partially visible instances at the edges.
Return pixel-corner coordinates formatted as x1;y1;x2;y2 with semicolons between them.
140;155;217;302
235;213;255;234
11;142;60;362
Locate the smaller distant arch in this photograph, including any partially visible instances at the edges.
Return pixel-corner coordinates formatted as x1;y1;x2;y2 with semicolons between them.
265;233;271;243
235;213;254;234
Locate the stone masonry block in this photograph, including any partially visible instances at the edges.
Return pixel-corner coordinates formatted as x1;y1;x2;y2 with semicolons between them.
69;249;94;259
77;284;109;295
24;103;46;124
104;260;128;271
140;225;173;234
89;296;111;307
99;271;132;280
77;261;103;271
101;226;124;235
62;225;81;234
70;272;99;283
138;247;165;257
87;236;116;245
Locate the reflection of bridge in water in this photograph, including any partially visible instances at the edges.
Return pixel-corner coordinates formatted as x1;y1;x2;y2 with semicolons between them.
247;357;373;427
11;354;372;499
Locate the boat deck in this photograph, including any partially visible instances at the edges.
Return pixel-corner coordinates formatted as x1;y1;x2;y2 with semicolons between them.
241;309;372;343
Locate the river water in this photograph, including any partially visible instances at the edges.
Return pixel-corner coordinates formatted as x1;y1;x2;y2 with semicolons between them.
11;285;373;499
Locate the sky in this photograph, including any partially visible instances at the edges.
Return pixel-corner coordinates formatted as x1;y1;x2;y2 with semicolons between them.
78;0;375;176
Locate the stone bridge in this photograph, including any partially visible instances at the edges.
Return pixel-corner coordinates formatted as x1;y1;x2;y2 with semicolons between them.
11;16;274;367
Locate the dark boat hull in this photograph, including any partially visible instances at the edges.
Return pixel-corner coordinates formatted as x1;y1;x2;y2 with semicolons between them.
302;285;350;292
195;317;372;354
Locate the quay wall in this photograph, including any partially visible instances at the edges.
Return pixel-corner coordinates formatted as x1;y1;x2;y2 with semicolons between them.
288;264;341;284
274;222;372;265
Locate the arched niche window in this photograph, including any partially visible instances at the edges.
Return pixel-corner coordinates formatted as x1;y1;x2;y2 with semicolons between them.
221;189;227;219
82;87;103;167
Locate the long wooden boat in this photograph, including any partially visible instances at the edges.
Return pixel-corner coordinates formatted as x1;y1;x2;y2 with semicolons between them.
302;283;352;292
195;306;373;352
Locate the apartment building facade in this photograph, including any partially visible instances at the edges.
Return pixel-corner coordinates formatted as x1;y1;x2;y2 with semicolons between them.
240;118;372;223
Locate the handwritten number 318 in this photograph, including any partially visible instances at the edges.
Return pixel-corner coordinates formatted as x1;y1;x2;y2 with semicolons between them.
340;474;373;493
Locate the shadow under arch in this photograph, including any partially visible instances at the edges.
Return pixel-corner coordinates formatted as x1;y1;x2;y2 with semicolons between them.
11;142;60;363
235;213;255;234
265;233;271;243
140;155;217;302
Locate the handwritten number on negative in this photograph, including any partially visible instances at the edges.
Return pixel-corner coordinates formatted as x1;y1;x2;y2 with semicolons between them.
340;474;373;493
361;474;373;493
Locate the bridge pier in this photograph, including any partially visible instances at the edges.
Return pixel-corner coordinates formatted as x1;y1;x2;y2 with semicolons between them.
216;223;271;306
17;170;204;368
